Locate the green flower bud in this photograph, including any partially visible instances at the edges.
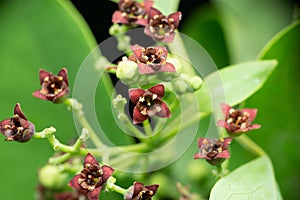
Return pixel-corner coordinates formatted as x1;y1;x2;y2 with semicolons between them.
116;57;139;84
117;35;131;52
188;76;203;91
38;165;69;190
109;23;127;35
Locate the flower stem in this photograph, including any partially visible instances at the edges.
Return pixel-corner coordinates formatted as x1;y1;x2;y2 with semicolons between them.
64;98;104;148
143;119;153;137
235;134;266;157
106;176;127;195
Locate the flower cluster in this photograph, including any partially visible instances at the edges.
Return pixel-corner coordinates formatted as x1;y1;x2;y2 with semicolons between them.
112;0;182;43
194;103;261;165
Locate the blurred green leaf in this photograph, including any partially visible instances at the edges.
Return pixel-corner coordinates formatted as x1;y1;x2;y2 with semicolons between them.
153;0;180;14
0;0;117;199
246;21;300;199
210;156;282;200
212;0;293;63
181;4;230;68
197;60;277;112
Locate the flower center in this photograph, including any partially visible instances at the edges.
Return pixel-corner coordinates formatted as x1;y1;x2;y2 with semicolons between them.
138;190;153;200
78;164;103;191
41;75;65;96
121;0;145;19
3;115;27;141
149;14;175;36
226;109;250;130
137;92;161;116
201;139;224;159
141;47;166;69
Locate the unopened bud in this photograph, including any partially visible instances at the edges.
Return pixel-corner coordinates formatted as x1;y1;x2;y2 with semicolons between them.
188;76;203;91
116;57;139;84
38;165;69;190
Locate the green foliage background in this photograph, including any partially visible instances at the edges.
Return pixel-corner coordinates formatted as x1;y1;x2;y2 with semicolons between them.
0;0;299;199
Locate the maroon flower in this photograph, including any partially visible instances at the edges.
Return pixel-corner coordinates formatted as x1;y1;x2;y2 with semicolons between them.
33;68;69;103
125;182;159;200
216;103;261;136
194;138;232;165
130;44;176;74
0;103;35;143
144;7;182;42
129;84;171;124
55;191;88;200
68;153;114;200
112;0;153;26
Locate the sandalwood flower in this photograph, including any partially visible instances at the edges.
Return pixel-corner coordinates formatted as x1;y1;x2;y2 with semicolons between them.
216;103;261;136
68;153;114;200
130;44;176;74
144;7;182;42
0;103;35;143
33;68;69;103
194;138;232;165
112;0;153;26
128;84;171;124
124;182;159;200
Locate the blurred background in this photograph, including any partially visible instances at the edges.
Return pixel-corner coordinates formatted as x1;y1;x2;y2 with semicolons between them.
0;0;299;199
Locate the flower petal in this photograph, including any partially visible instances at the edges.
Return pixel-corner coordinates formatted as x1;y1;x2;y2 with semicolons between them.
220;103;232;116
135;18;148;26
147;7;162;20
68;174;83;191
160;32;176;43
87;186;102;200
197;138;206;148
168;12;182;28
112;11;129;24
159;62;176;72
145;184;159;195
133;107;148;124
32;90;49;101
39;69;51;85
144;0;154;13
242;108;258;123
133;182;144;198
154;102;171;118
148;84;164;98
130;44;144;60
216;149;230;159
58;68;69;86
138;63;156;74
84;153;99;167
14;103;27;120
129;88;145;104
101;165;114;183
193;152;205;159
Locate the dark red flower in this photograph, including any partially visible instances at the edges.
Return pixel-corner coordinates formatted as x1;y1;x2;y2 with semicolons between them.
144;7;181;42
68;153;114;200
112;0;153;26
130;44;176;74
216;103;261;136
0;103;35;143
33;68;69;103
125;182;159;200
194;138;232;165
128;84;171;124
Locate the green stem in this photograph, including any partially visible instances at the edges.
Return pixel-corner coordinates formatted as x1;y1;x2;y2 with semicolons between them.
65;98;104;148
106;177;127;195
236;134;266;157
122;116;147;140
143;119;153;137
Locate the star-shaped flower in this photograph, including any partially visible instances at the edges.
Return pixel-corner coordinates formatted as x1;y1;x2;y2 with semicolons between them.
0;103;35;143
216;103;261;136
33;68;69;103
130;44;176;74
144;7;182;42
129;84;171;124
194;137;232;165
124;182;159;200
68;153;114;200
112;0;153;26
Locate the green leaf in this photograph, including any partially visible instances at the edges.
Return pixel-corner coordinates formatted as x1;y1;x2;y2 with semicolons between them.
153;0;180;14
246;21;300;199
212;0;294;63
197;60;278;112
210;156;282;200
181;4;230;68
